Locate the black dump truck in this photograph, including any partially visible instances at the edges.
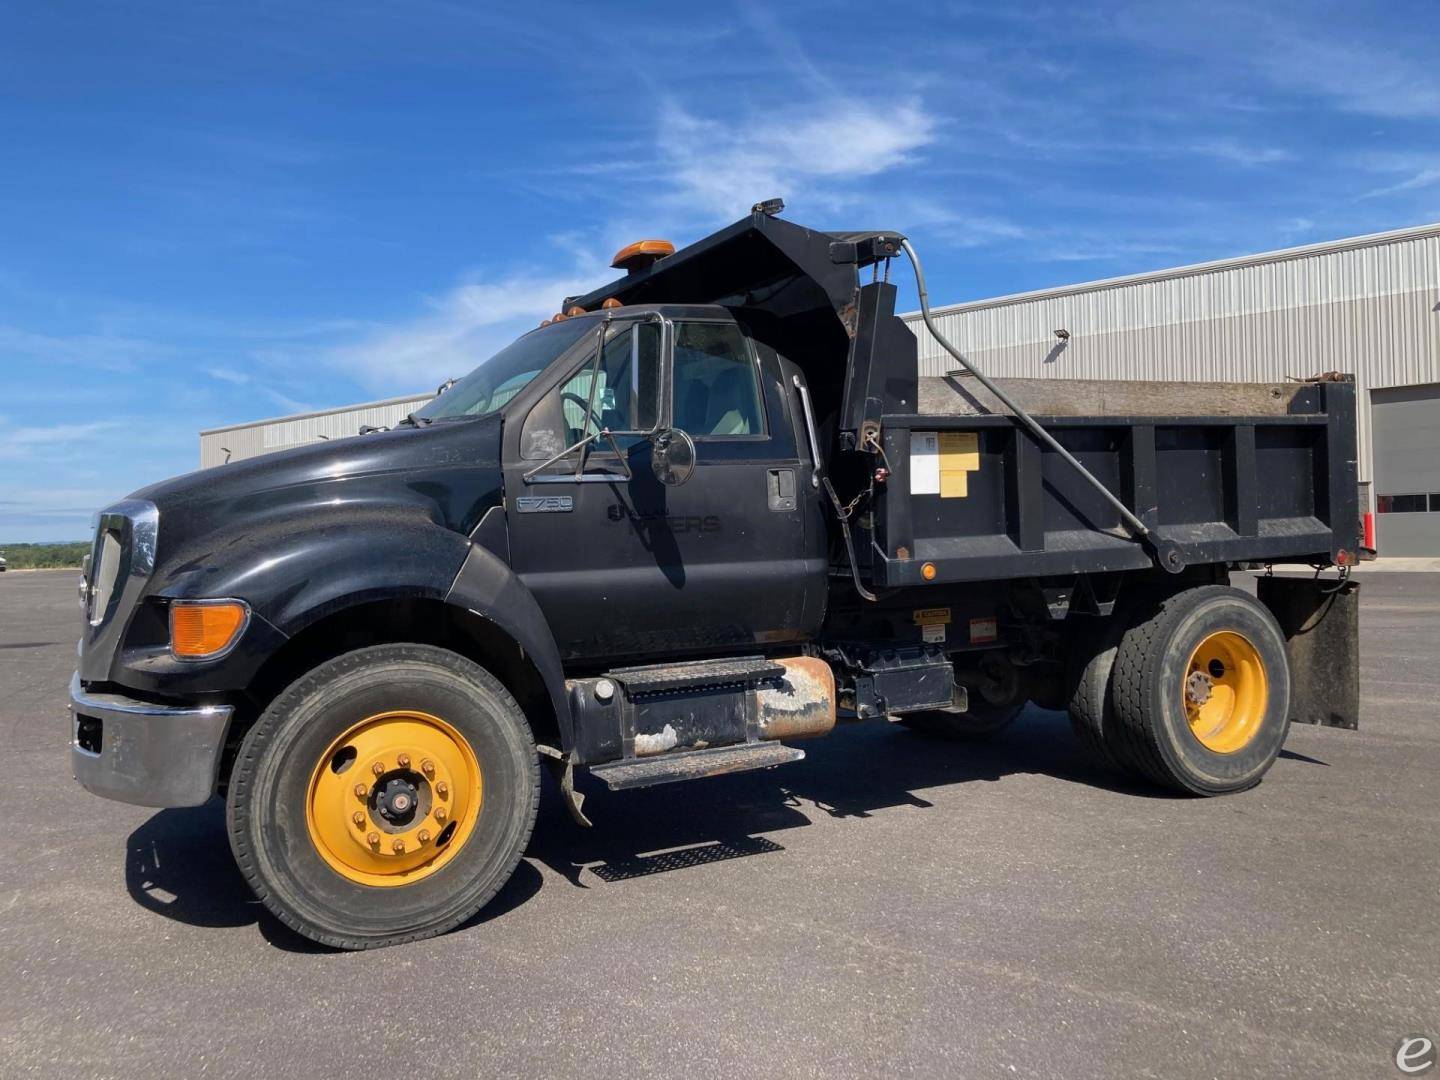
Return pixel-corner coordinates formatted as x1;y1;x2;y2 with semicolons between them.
70;204;1362;949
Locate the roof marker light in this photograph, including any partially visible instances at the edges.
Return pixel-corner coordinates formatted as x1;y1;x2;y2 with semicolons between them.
610;239;675;273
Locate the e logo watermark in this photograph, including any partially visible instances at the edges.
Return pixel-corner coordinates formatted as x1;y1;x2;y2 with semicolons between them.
1396;1035;1437;1074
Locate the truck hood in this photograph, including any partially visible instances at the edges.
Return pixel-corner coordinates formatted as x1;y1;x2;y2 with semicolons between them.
129;416;504;575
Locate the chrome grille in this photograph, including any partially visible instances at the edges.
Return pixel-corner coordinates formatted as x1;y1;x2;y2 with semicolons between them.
88;529;122;626
80;500;158;631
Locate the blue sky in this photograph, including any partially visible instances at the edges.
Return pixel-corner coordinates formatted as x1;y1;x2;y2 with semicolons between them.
3;1;1438;541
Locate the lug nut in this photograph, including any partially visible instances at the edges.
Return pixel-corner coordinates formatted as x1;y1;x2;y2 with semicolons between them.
354;783;368;798
435;781;449;799
371;761;385;776
421;759;435;776
352;812;366;827
418;829;431;843
397;752;411;768
434;807;447;823
392;838;406;853
367;832;380;846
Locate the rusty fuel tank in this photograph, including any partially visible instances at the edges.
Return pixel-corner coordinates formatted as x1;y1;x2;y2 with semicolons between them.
755;656;836;741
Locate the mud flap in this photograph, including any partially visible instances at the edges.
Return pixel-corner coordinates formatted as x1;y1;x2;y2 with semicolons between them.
537;745;592;827
1256;575;1360;730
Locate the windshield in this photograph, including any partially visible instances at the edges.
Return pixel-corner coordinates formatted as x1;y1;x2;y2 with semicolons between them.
414;316;599;422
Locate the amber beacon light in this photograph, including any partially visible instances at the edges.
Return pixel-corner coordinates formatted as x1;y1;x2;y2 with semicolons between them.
170;599;250;659
610;239;674;273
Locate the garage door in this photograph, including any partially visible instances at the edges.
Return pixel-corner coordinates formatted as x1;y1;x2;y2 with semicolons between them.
1372;383;1440;557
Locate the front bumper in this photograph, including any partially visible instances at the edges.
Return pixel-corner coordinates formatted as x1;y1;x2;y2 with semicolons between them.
68;672;233;808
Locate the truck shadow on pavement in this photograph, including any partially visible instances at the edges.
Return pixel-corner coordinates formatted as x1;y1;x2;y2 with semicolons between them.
123;708;1325;947
523;708;1183;889
124;802;543;953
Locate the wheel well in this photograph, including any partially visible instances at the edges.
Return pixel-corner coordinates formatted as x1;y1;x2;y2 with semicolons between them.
218;598;559;794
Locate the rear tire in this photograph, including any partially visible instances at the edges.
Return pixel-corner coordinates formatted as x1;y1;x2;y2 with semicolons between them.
227;643;539;950
1066;615;1129;772
1108;585;1290;795
1065;590;1166;774
897;699;1023;740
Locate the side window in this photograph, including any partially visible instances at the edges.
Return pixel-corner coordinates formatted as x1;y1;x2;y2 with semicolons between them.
672;322;764;438
521;322;660;460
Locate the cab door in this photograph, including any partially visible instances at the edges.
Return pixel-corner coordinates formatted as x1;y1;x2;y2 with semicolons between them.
503;311;820;664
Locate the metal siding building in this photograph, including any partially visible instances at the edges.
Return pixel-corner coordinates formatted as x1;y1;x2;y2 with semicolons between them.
199;394;434;469
903;222;1440;555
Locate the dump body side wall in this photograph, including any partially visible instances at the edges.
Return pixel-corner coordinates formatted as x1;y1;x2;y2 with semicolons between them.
869;379;1360;586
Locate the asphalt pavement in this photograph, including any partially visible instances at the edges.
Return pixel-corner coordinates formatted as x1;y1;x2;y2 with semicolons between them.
2;568;1437;1079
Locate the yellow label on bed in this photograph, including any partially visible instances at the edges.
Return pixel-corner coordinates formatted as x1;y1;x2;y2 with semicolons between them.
938;431;980;497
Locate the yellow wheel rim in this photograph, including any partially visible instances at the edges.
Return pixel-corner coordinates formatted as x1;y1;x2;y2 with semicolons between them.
1182;631;1268;754
306;710;482;887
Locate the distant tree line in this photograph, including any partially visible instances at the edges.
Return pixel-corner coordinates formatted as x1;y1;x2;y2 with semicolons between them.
2;542;90;569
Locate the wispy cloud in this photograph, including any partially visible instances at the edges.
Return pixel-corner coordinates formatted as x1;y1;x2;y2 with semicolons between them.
655;97;937;219
1187;138;1292;167
0;326;166;373
326;266;602;393
1361;167;1440;201
1117;3;1440;120
327;54;944;393
0;420;126;460
205;365;251;385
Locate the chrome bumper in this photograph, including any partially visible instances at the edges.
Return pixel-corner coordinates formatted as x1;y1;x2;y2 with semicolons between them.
68;672;233;808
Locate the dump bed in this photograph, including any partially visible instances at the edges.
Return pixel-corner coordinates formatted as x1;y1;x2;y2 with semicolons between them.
865;375;1361;586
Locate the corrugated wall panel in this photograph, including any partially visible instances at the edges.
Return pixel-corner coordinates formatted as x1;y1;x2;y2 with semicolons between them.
905;231;1440;484
199;395;434;468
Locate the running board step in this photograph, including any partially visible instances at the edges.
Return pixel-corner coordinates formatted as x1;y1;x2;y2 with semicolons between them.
606;655;784;694
588;742;805;791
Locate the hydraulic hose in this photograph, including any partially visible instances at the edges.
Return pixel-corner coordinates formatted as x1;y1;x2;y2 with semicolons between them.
899;238;1180;570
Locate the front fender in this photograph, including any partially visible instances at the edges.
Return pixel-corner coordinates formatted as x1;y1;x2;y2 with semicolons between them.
446;542;574;752
109;512;473;695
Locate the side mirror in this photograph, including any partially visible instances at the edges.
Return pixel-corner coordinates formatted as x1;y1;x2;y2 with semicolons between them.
649;428;696;486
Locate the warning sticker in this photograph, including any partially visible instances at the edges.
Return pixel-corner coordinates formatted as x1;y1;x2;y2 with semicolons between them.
910;431;940;495
912;607;952;625
939;431;980;498
969;616;998;644
921;623;947;644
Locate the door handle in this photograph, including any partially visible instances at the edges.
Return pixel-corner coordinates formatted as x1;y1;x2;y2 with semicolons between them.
767;468;797;512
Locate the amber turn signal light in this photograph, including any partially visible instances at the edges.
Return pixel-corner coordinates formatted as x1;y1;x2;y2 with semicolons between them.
170;600;249;659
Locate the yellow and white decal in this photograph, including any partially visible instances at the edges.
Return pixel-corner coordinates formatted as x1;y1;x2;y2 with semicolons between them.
910;431;981;497
913;606;951;644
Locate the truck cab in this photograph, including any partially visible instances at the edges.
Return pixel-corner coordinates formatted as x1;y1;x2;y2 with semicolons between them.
68;207;1362;949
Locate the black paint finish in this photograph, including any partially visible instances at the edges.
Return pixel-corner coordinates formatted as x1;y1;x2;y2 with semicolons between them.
82;417;506;692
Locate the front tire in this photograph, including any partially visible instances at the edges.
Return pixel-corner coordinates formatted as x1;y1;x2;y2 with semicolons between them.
1108;585;1290;795
227;643;539;949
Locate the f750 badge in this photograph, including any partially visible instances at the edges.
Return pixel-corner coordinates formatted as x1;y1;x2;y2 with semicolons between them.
516;495;573;514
